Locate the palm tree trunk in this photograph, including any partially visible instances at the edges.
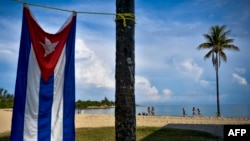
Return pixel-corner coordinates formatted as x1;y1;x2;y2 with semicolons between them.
115;0;136;140
215;53;221;117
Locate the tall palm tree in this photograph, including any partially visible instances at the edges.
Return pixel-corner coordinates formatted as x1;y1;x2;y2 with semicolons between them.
197;25;239;117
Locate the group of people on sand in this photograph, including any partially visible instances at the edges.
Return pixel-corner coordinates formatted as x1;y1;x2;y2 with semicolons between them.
138;106;155;116
147;106;155;116
182;107;202;117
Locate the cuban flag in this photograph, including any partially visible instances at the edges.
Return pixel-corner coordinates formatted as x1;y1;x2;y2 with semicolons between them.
10;5;76;141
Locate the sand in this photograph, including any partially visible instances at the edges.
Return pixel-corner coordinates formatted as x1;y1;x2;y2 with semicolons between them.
1;109;250;138
0;109;12;134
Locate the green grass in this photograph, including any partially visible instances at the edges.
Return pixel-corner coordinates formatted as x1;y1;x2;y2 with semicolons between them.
0;127;222;141
0;132;9;141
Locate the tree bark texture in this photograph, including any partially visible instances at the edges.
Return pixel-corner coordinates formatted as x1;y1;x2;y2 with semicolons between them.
215;53;221;117
115;0;136;140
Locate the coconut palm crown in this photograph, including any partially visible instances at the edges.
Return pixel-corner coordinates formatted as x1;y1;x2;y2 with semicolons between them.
197;25;239;117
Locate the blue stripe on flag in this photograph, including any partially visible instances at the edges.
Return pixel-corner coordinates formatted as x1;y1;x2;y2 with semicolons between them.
10;7;31;141
63;16;76;141
38;75;54;141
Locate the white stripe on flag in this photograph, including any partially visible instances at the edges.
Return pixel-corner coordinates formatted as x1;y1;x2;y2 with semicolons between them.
51;45;66;141
24;45;40;140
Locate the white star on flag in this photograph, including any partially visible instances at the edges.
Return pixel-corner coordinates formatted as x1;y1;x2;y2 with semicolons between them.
40;37;59;57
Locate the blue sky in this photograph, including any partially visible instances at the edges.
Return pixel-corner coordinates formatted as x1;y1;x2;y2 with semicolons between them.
0;0;250;106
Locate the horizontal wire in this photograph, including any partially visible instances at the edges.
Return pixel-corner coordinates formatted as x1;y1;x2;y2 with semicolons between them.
13;0;116;15
13;0;136;27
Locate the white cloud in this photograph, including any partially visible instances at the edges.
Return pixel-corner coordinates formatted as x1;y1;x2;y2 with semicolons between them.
75;38;115;89
162;89;173;101
163;89;173;97
174;59;204;81
232;73;248;85
135;76;160;101
135;76;176;103
199;80;211;87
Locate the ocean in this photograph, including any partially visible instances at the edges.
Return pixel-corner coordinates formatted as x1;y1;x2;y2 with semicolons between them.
76;104;250;118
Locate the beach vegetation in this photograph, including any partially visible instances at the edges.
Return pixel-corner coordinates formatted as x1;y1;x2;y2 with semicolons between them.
0;87;14;108
0;87;115;109
75;97;115;109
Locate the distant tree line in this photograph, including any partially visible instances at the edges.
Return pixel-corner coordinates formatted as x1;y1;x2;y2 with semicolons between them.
75;97;115;109
0;87;115;109
0;87;14;108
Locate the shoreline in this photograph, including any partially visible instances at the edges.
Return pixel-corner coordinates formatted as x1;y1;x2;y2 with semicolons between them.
1;109;250;138
78;106;115;109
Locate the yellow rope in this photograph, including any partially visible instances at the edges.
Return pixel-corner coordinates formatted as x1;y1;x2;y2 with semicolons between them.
115;13;136;27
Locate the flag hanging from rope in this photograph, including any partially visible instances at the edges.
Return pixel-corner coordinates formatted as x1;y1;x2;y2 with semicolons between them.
11;4;76;141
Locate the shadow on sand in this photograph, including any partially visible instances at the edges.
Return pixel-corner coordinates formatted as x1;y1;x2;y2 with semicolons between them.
140;124;223;141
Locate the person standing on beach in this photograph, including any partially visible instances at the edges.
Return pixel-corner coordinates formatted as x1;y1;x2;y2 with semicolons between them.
197;108;201;116
147;106;151;115
192;107;196;116
182;108;186;117
151;106;155;116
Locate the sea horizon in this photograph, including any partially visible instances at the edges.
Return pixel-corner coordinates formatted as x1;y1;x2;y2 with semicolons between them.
76;104;250;118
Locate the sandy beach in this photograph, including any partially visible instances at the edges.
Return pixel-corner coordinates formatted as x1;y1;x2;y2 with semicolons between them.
1;109;249;138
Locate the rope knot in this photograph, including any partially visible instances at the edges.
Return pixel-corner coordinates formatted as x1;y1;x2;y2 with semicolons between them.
115;13;135;27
